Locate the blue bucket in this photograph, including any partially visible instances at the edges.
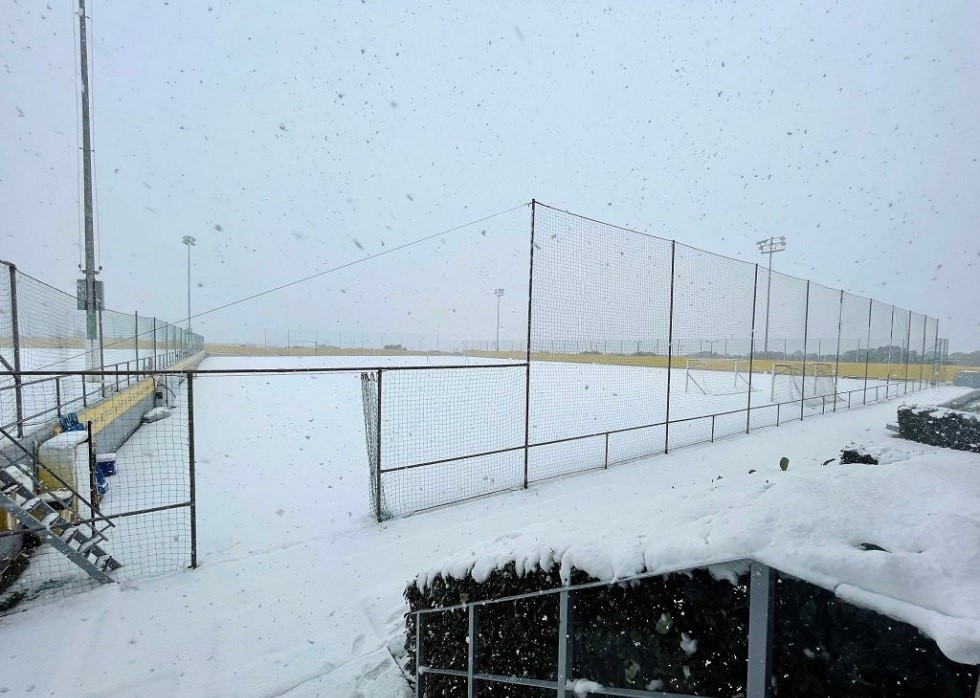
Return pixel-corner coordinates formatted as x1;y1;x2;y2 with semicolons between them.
96;453;117;477
95;468;109;496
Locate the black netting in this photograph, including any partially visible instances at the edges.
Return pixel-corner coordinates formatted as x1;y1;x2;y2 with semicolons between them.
375;365;526;518
528;205;671;473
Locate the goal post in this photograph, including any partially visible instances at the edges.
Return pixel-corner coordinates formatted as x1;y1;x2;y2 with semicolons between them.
770;362;837;404
684;358;753;395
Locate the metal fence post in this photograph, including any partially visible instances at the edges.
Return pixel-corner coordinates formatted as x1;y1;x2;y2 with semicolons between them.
415;612;426;698
746;264;759;434
933;319;941;385
556;589;574;698
919;317;928;391
134;310;139;368
375;369;384;522
152;317;158;370
523;200;536;489
98;308;106;397
800;281;810;422
862;299;872;405
5;263;24;437
904;313;912;394
664;241;676;454
747;561;775;698
467;604;480;698
86;419;99;536
833;290;843;412
187;371;197;569
886;305;895;397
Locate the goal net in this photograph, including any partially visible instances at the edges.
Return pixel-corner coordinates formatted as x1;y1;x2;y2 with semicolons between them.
770;362;837;406
684;358;753;395
360;371;386;521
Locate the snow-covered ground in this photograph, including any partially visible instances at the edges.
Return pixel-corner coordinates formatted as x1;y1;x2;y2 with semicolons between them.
0;355;974;696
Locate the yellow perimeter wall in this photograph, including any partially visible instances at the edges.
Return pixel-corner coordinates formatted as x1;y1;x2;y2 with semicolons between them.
462;351;971;382
207;343;969;383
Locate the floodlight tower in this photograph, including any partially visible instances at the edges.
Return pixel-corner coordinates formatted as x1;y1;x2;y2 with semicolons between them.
494;288;505;352
757;236;787;355
183;236;196;333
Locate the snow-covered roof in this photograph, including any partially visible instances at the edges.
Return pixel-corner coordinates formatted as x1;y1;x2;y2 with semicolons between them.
415;441;980;665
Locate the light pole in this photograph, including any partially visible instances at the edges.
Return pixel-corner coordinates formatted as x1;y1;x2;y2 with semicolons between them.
757;236;786;355
182;235;196;333
494;288;505;352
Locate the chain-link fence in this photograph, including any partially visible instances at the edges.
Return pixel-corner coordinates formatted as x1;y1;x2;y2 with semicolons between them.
368;202;944;519
1;261;203;613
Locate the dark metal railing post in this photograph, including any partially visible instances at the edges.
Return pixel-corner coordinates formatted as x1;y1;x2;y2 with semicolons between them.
603;432;609;469
415;612;426;698
98;308;107;397
863;300;872;405
523;200;536;489
6;262;24;437
152;317;158;370
664;241;676;454
134;310;140;369
919;316;928;391
904;312;912;394
747;561;775;698
187;371;197;568
556;589;574;698
746;264;759;434
800;281;810;422
833;290;843;412
886;305;895;396
467;604;480;698
375;369;384;522
86;419;98;537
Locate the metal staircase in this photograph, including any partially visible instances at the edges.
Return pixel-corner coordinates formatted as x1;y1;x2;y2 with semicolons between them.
0;428;121;584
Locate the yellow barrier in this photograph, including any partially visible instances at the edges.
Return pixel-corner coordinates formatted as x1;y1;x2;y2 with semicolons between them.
461;350;972;383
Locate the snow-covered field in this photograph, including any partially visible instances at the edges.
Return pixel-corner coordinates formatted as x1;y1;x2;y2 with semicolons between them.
0;354;974;696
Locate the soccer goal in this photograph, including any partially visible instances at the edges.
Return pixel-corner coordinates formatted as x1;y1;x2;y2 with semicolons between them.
770;362;837;406
684;358;753;395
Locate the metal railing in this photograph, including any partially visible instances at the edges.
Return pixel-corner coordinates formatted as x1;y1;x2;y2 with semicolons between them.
0;260;203;438
0;351;194;436
412;559;773;698
372;364;921;515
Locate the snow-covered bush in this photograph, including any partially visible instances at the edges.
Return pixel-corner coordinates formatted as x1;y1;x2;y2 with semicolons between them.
898;405;980;452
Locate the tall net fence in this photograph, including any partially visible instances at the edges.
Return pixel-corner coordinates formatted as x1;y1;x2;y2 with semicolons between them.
1;262;203;439
369;365;527;518
366;203;944;518
528;208;672;480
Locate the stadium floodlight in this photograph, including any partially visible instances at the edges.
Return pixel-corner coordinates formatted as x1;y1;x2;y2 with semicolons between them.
757;236;787;355
182;235;197;332
494;288;505;352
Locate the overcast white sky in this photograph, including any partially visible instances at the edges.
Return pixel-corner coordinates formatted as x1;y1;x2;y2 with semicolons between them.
2;1;978;350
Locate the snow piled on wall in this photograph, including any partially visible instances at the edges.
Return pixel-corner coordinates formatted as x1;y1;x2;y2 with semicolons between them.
416;444;980;664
